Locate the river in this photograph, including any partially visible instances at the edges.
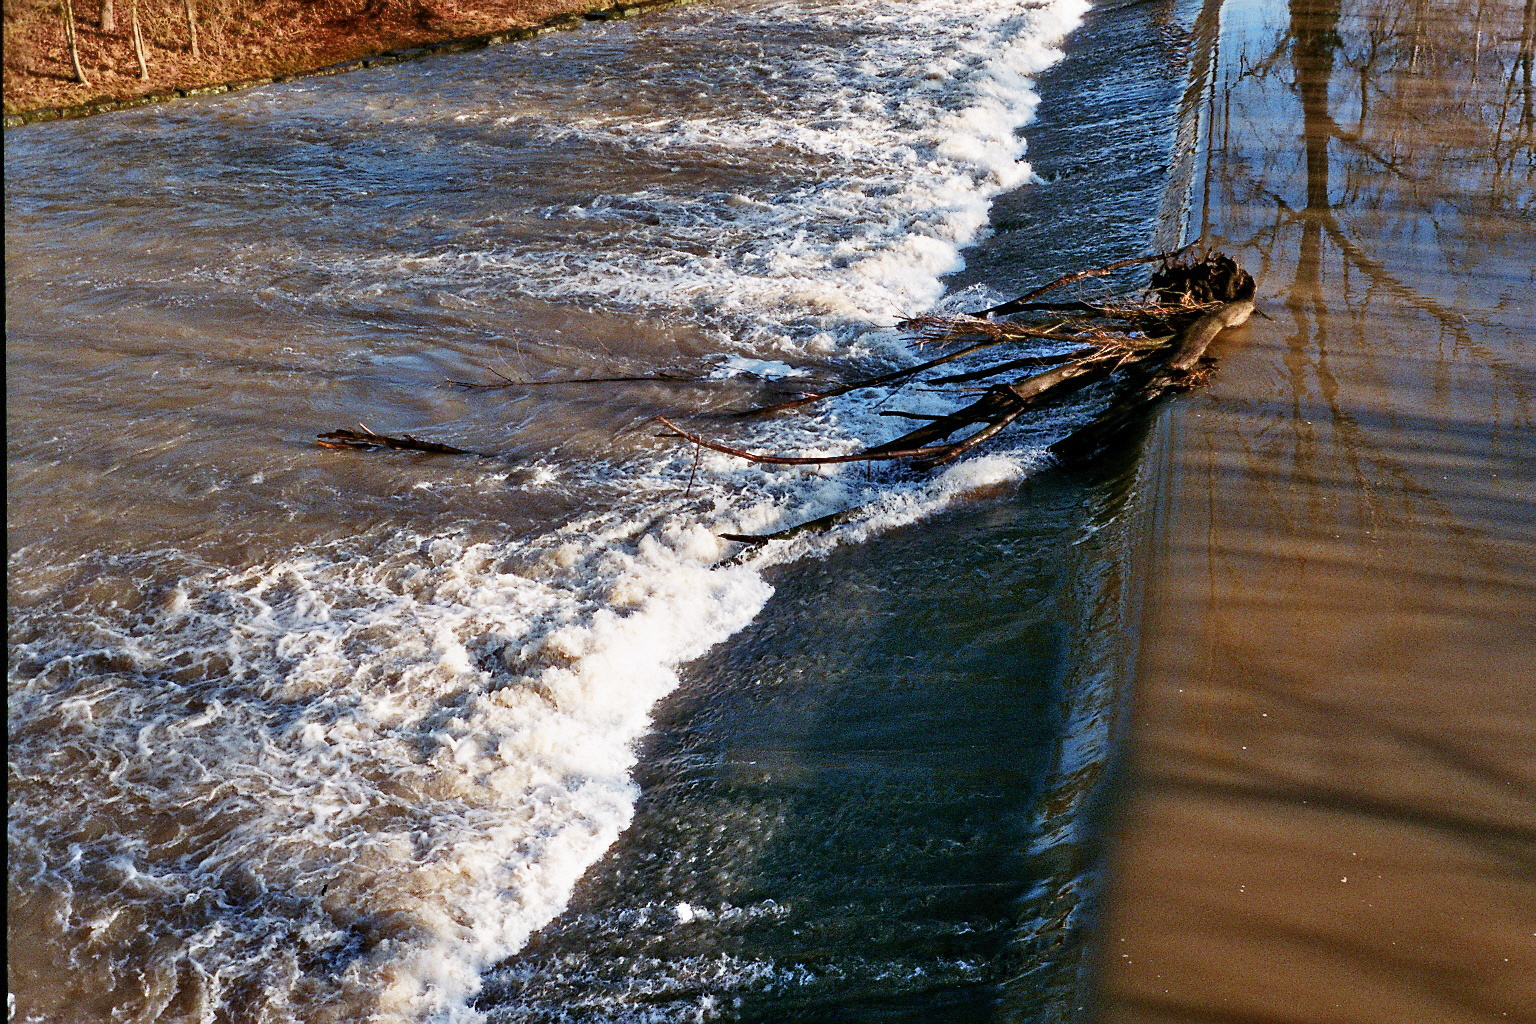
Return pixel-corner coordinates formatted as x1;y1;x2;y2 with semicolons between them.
7;0;1196;1021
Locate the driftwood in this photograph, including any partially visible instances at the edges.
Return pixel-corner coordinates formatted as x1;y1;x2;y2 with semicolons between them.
660;251;1256;481
316;424;479;455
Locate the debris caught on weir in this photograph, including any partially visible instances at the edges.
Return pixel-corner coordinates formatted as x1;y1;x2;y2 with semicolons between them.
313;248;1256;556
658;248;1256;474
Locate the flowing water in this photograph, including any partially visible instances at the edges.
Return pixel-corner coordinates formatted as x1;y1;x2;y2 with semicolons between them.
6;0;1196;1020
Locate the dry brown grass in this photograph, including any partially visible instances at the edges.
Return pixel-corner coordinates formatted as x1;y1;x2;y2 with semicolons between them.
3;0;617;114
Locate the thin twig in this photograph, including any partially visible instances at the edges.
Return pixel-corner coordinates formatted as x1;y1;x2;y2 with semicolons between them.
655;417;959;465
449;370;708;389
968;248;1190;318
927;349;1090;384
731;338;1015;418
685;436;702;498
878;410;949;421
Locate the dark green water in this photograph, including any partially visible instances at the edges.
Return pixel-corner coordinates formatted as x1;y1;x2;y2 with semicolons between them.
480;463;1145;1021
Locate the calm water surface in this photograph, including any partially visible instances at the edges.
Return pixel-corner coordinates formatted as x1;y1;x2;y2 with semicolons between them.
1097;1;1536;1021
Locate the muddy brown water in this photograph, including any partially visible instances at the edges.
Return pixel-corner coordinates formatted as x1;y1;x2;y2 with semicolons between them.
1095;1;1536;1022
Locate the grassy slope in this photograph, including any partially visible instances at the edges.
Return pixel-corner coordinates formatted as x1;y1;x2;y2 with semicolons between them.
3;0;629;115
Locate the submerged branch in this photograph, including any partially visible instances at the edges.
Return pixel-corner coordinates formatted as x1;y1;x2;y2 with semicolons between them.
732;338;1017;418
655;417;959;465
316;424;481;455
450;369;710;389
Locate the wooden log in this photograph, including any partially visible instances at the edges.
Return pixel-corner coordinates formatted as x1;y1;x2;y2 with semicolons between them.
1164;297;1255;371
1050;297;1254;463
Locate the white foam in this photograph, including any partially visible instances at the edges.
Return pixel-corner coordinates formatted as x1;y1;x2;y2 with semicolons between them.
708;355;812;380
487;0;1090;341
219;0;1089;359
9;517;772;1022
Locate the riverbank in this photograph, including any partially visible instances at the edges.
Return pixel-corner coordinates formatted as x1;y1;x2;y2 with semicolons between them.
1094;0;1535;1020
2;0;689;124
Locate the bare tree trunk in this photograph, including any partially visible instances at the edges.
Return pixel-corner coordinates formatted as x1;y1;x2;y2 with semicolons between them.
131;0;148;79
1522;0;1535;131
183;0;200;60
62;0;90;84
100;0;114;33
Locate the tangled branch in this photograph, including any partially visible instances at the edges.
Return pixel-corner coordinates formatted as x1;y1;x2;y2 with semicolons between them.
659;251;1256;474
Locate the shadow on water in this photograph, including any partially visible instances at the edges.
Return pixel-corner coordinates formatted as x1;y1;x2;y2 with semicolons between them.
477;447;1150;1023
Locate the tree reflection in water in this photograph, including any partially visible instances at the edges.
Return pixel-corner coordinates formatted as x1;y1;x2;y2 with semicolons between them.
1096;1;1534;1022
